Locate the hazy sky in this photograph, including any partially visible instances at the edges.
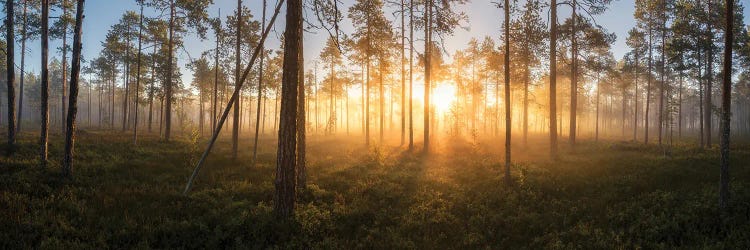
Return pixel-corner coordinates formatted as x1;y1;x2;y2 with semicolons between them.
15;0;750;86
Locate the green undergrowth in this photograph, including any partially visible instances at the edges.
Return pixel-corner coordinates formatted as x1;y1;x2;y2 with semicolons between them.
1;131;749;249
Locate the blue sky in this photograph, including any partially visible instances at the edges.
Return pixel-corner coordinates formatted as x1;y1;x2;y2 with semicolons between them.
14;0;750;86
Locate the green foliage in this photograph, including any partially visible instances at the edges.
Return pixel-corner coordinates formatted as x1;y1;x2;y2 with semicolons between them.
1;133;750;248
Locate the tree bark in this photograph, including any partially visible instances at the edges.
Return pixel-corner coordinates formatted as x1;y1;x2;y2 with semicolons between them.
400;0;406;145
62;0;68;133
164;0;175;141
296;27;306;189
64;0;85;177
232;0;242;160
408;0;414;150
423;0;431;153
18;0;28;134
41;0;50;165
569;0;577;146
213;9;220;133
634;48;639;141
122;16;130;132
275;0;301;218
645;25;652;144
134;2;144;144
5;0;17;154
148;45;156;133
503;0;511;184
253;0;266;166
549;0;558;158
705;0;713;147
719;0;733;211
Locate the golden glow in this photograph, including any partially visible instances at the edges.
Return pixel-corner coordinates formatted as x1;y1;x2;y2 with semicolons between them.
432;83;457;114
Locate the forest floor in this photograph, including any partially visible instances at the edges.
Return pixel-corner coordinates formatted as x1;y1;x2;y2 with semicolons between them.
1;130;750;249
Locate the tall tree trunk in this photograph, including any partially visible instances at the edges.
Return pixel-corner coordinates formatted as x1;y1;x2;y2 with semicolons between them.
149;45;156;133
634;49;639;141
503;0;511;184
296;28;306;189
134;2;144;144
698;48;704;147
98;81;102;128
41;0;50;165
164;0;175;141
329;60;335;135
379;63;384;143
423;0;431;153
705;0;713;147
62;0;68;133
122;20;130;132
18;0;28;134
87;74;91;127
213;9;220;133
569;0;578;146
400;0;406;145
275;0;301;218
365;21;371;146
253;0;266;166
622;87;626;138
64;0;84;176
408;0;414;150
678;70;683;139
5;0;16;154
549;0;558;158
659;8;666;145
645;25;652;144
523;66;529;146
719;0;732;211
596;75;601;141
232;0;242;160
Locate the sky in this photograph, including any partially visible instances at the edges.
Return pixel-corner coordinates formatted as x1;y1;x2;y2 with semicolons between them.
13;0;750;87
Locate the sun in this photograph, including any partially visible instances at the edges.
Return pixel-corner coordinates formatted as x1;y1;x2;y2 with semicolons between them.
432;83;457;114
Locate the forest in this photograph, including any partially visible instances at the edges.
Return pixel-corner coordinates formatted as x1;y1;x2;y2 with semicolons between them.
1;0;749;248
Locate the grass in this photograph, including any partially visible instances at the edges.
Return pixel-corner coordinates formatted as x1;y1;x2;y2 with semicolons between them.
1;130;749;249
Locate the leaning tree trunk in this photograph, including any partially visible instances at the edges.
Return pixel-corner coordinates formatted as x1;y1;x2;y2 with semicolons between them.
63;0;85;177
5;0;17;154
275;0;301;218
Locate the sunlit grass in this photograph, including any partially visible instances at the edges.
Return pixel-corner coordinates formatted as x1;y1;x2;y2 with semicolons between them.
1;131;749;248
